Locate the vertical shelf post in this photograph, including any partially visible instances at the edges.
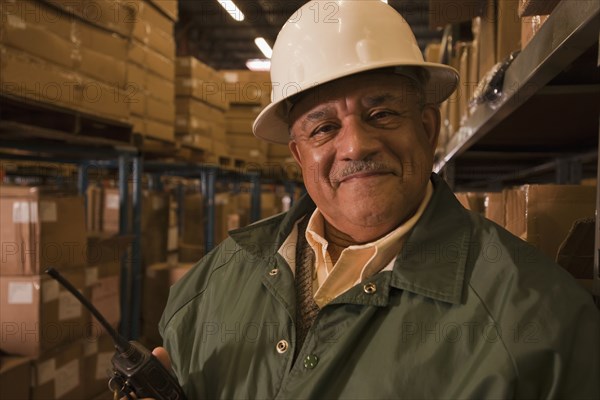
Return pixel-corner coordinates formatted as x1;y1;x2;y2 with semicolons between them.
78;161;89;213
250;172;261;223
201;167;217;252
131;154;143;339
594;113;600;304
118;153;131;338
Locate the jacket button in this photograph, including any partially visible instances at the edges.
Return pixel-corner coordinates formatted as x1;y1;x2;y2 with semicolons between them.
269;268;279;276
276;340;289;354
363;282;377;294
304;354;318;369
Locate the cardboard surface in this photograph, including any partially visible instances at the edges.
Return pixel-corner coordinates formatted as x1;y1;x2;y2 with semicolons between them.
429;0;485;28
484;192;505;227
82;334;114;399
39;0;135;38
0;186;87;275
0;356;31;400
504;185;597;260
0;269;87;357
31;340;84;399
521;14;549;50
496;0;521;62
142;262;194;345
518;0;560;17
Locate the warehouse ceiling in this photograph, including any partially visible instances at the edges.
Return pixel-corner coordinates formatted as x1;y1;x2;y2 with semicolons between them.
176;0;443;70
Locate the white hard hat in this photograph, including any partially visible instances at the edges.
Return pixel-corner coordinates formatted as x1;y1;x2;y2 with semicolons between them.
253;0;459;144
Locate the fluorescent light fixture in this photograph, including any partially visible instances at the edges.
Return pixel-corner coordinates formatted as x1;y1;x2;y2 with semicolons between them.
246;59;271;71
380;0;388;3
217;0;244;22
254;37;273;59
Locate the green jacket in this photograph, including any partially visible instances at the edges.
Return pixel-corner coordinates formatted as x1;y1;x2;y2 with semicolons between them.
160;174;599;399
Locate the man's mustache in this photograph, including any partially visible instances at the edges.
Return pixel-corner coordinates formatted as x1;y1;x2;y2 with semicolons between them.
331;161;392;183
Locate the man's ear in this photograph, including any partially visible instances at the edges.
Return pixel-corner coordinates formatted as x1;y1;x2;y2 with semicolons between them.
289;138;303;167
421;105;441;150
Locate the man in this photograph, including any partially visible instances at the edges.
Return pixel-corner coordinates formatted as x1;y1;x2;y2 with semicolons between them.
154;1;599;399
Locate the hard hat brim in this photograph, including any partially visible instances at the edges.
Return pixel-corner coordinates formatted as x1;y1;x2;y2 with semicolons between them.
253;62;459;144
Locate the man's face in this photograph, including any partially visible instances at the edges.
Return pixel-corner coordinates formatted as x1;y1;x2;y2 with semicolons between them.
288;71;440;243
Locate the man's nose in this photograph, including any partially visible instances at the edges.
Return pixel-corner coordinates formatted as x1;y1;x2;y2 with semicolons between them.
335;118;380;161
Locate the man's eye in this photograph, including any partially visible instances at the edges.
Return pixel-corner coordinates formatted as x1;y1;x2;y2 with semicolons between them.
370;110;395;120
312;124;337;136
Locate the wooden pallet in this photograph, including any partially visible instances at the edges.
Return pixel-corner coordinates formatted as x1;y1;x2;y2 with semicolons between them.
0;93;132;145
133;133;177;159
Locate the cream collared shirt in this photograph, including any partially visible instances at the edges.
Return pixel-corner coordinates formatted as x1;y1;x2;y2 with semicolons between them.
278;181;433;308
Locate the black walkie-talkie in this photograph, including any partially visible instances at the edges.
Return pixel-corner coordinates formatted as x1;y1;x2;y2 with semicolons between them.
46;268;187;400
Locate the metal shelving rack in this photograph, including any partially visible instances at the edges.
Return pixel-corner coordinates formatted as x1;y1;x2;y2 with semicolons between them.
1;100;304;342
434;0;600;300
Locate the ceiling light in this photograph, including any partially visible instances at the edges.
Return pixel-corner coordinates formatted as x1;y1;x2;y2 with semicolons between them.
246;59;271;72
254;37;273;59
380;0;388;3
217;0;244;22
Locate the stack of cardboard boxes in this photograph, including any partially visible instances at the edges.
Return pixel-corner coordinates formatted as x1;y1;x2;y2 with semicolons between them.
221;70;270;165
0;0;133;123
0;185;124;399
428;0;558;153
127;0;178;142
0;0;179;143
456;183;597;290
175;57;229;159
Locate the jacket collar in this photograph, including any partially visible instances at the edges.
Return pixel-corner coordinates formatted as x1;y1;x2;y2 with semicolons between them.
229;174;470;305
228;192;316;259
390;174;470;305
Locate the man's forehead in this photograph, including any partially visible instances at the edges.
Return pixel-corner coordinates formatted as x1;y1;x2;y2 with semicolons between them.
289;78;416;118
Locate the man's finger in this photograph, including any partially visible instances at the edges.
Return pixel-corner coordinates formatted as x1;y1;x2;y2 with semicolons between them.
152;346;172;371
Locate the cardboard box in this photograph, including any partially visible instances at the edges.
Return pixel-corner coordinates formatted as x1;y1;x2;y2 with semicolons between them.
0;0;74;70
85;267;120;337
176;57;229;111
85;233;131;335
429;0;485;28
128;40;175;80
145;119;175;142
82;334;114;399
0;269;87;357
518;0;560;17
142;262;193;344
39;0;135;38
455;192;485;214
504;185;597;260
148;0;178;22
0;45;82;111
31;340;84;399
141;192;169;266
221;70;271;106
0;45;129;122
521;14;549;50
474;0;496;81
484;192;505;227
0;186;87;275
176;133;214;152
496;0;521;62
181;193;204;246
102;187;130;234
178;242;204;263
0;356;31;400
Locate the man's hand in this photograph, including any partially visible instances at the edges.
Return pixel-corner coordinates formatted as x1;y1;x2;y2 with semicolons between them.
119;347;174;400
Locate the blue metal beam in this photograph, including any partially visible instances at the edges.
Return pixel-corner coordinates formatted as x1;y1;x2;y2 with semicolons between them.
118;154;131;339
130;155;143;339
